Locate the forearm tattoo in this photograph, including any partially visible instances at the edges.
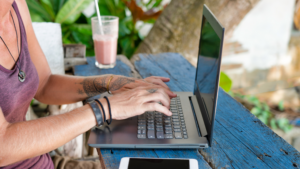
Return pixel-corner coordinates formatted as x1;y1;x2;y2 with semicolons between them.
78;76;136;97
147;89;157;93
109;77;135;91
78;76;108;97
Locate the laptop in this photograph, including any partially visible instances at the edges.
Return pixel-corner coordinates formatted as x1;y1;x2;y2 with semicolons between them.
88;4;225;149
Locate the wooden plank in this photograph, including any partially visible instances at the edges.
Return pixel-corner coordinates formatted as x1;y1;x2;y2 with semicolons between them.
74;55;211;169
74;55;140;78
97;148;107;169
133;53;300;169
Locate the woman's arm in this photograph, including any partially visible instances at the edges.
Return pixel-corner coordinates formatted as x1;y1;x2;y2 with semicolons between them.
0;86;172;166
17;0;176;105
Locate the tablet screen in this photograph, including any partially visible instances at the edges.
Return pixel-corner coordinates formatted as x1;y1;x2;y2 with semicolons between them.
128;158;189;169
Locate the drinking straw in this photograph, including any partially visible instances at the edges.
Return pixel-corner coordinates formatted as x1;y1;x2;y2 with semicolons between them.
94;0;104;35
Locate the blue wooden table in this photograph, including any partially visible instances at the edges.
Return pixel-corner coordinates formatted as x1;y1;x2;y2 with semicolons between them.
74;53;300;169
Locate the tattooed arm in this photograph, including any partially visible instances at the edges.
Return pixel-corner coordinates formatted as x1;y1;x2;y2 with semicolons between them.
34;74;112;105
34;74;176;105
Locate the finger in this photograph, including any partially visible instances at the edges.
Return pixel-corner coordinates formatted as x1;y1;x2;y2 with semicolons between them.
153;76;170;82
144;91;170;109
143;102;172;116
152;79;169;89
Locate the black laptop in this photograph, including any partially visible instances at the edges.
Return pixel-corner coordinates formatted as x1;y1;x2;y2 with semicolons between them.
88;4;225;149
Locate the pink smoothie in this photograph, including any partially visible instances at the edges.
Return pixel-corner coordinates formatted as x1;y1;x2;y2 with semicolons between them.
93;34;118;65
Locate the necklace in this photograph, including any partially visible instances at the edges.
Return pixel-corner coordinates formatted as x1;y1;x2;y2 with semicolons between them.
0;11;25;82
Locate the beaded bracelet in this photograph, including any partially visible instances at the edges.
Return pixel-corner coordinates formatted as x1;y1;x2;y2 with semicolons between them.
104;96;112;125
87;100;103;127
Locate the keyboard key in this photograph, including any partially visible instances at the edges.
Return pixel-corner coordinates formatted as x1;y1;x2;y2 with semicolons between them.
165;126;172;130
147;130;155;139
137;134;146;139
175;132;182;139
184;135;188;139
165;134;173;139
172;116;179;119
164;117;171;120
156;127;163;132
172;119;179;122
147;119;154;123
156;124;163;128
173;122;180;125
174;129;181;132
156;132;164;139
165;130;172;134
142;130;146;134
164;120;171;123
183;131;187;135
147;126;154;130
138;122;146;126
138;130;142;134
138;126;146;130
182;128;187;132
138;119;146;123
164;123;171;127
173;126;181;129
147;124;154;127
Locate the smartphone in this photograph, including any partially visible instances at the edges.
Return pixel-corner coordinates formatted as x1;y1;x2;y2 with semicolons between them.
119;157;198;169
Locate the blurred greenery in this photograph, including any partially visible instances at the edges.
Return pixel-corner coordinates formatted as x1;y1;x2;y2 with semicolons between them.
28;0;164;57
229;92;293;133
97;0;163;58
219;72;232;92
28;0;95;55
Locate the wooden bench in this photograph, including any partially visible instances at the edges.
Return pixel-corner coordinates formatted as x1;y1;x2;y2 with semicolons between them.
74;53;300;169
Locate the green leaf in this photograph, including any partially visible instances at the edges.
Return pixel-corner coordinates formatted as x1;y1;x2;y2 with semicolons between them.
27;0;52;21
29;11;45;22
152;0;163;8
251;107;261;116
55;0;93;24
120;36;136;58
270;119;277;130
262;103;270;111
258;115;268;125
278;100;284;111
277;118;289;129
219;72;232;92
40;0;56;20
53;0;68;15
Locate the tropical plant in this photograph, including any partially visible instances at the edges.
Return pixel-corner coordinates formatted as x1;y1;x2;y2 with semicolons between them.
97;0;163;58
27;0;95;55
229;93;293;133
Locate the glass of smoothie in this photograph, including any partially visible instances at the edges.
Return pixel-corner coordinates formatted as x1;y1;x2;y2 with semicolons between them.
91;16;119;69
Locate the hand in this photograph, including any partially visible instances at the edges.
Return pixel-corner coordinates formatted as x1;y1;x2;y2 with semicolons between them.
100;86;173;120
108;75;177;98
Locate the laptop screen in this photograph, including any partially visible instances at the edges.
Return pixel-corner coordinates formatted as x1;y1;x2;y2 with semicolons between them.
193;15;221;125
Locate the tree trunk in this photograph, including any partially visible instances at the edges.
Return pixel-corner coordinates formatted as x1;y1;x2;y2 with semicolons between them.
133;0;260;64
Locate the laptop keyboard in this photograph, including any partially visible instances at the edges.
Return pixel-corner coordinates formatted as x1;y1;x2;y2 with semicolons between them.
137;96;188;139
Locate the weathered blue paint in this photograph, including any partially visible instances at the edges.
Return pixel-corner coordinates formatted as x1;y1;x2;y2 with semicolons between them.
74;57;134;77
74;53;300;169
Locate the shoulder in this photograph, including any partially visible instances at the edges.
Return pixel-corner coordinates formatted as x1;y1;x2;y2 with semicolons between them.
14;0;33;32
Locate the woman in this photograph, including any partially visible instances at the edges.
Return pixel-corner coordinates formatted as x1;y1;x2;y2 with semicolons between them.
0;0;176;168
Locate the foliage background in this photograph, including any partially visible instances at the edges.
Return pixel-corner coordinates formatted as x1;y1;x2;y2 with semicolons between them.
28;0;164;57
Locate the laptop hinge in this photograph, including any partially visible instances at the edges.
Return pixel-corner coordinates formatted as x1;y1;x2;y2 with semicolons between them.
191;95;208;137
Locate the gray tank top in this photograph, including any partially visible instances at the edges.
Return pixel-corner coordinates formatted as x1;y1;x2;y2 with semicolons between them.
0;1;53;168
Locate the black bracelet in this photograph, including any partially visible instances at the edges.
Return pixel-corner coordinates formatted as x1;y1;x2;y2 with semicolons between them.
104;96;112;125
88;100;103;127
95;99;106;124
